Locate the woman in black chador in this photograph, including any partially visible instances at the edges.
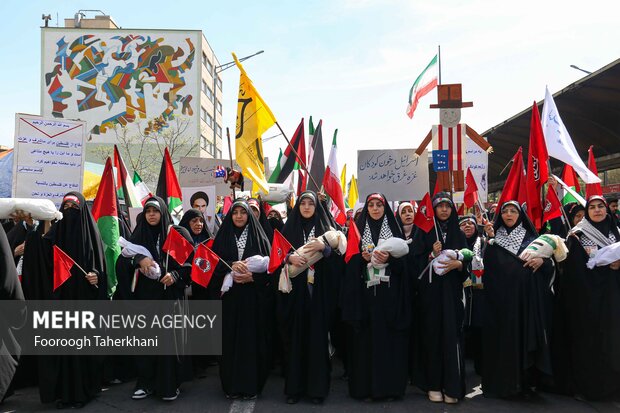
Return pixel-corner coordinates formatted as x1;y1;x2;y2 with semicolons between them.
35;192;107;408
411;193;467;404
482;200;555;398
179;208;212;246
341;193;410;401
558;195;620;400
116;196;192;402
209;199;272;400
278;191;339;404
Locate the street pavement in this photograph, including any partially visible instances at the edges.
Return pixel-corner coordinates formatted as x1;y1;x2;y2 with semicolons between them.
2;360;619;412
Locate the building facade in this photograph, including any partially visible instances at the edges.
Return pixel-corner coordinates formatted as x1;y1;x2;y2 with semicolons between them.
41;15;223;161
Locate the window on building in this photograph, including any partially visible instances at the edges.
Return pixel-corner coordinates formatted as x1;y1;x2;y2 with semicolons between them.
207;60;213;75
201;80;207;95
206;85;213;102
216;124;222;137
202;52;207;67
217;100;222;114
206;113;213;128
216;76;222;91
200;106;207;122
216;148;222;159
201;135;207;151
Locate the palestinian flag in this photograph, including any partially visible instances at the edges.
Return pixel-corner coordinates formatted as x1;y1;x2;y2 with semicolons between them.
269;118;306;184
133;171;152;205
406;54;438;119
156;147;183;215
307;117;325;193
113;145;141;208
91;157;122;297
561;164;582;205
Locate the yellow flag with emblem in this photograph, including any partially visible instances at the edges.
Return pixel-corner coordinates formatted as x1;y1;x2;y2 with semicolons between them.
348;175;359;208
340;164;347;194
233;52;276;195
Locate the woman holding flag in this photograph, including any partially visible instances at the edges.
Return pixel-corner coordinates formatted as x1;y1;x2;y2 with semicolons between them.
179;208;212;245
277;190;339;404
411;192;468;404
209;199;272;400
482;200;554;398
31;192;106;408
341;193;411;401
116;196;193;402
558;195;620;400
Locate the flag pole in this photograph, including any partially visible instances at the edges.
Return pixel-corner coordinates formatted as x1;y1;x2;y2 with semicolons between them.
274;121;322;193
434;217;441;242
226;127;237;199
438;45;442;85
69;259;99;289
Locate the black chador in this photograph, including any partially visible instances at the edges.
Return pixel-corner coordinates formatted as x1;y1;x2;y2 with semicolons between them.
115;196;193;401
209;199;272;399
278;191;339;404
411;193;467;402
35;192;107;408
0;224;26;402
482;201;554;398
341;193;410;400
557;195;620;400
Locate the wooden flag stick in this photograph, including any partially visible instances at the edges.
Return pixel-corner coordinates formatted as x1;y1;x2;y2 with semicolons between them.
274;121;322;192
70;260;99;289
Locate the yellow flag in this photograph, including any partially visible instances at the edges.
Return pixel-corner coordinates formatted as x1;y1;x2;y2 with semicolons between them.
340;164;347;195
348;175;359;209
233;52;276;194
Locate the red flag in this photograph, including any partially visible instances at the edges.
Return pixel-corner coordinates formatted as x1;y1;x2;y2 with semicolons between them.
222;196;232;215
156;147;183;212
162;227;194;265
205;238;214;249
562;164;581;193
586;146;602;198
269;230;293;273
92;157;118;221
463;168;479;209
526;102;550;231
457;203;465;216
53;245;75;291
413;192;435;233
344;218;361;263
191;244;220;288
498;147;526;208
432;179;440;196
543;186;563;222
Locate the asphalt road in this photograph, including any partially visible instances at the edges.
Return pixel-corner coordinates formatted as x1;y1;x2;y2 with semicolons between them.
2;360;619;412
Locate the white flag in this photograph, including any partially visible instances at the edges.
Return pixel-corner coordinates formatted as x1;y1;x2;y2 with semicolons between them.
541;87;600;184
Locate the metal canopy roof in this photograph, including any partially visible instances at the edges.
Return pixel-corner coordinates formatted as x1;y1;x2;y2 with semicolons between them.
483;58;620;192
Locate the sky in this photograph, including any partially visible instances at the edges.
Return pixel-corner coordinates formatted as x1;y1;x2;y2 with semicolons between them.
1;0;619;185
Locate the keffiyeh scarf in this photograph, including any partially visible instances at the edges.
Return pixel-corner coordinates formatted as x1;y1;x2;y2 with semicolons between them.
494;223;527;255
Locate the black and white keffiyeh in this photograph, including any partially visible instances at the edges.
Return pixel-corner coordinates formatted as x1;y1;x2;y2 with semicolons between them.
361;215;392;251
236;226;248;260
303;226;315;244
494;223;527;255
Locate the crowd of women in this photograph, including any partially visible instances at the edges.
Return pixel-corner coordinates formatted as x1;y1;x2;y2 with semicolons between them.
1;187;619;408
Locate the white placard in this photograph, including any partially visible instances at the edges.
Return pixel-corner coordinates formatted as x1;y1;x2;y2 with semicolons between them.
452;137;489;204
12;114;86;208
179;157;253;196
181;186;217;234
357;149;429;202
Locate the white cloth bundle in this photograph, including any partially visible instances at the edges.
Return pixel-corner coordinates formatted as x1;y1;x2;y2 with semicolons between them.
0;198;63;220
432;250;461;276
119;237;161;280
369;237;410;269
519;234;568;262
221;255;269;294
284;229;346;278
586;241;620;269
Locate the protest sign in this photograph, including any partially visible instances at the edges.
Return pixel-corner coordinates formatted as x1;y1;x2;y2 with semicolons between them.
12;114;86;208
357;149;429;201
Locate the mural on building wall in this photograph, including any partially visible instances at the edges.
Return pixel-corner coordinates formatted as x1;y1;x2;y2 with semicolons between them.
42;30;199;142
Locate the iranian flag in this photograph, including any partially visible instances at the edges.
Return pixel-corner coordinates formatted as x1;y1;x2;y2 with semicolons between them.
322;130;346;220
91;157;121;297
113;145;141;208
133;171;152;205
156;147;183;215
406;54;438;119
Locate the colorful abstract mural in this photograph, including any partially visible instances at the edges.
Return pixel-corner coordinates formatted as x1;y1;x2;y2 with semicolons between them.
42;29;200;142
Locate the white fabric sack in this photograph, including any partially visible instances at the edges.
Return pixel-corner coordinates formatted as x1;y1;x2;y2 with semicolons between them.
587;241;620;269
369;237;410;269
118;237;160;280
285;229;346;278
432;250;459;276
0;198;63;220
245;255;269;273
519;234;568;262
